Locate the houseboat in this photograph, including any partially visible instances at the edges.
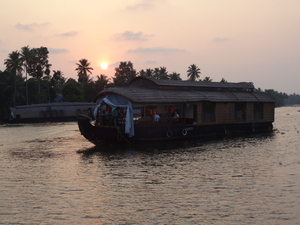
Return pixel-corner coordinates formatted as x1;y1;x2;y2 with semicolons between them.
9;102;95;123
78;77;275;145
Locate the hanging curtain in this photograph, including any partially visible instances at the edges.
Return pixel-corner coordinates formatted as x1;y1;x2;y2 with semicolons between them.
100;94;134;137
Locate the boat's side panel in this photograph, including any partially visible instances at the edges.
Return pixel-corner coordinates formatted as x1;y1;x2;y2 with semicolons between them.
78;114;273;145
134;122;273;141
263;102;275;122
197;102;275;126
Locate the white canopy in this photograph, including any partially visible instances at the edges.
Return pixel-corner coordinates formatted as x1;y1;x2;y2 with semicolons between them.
97;93;134;137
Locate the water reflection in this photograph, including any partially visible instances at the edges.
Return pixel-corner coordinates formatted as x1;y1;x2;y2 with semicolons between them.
72;129;283;224
2;107;300;224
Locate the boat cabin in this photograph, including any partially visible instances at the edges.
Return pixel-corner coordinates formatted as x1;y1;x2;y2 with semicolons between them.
93;77;275;137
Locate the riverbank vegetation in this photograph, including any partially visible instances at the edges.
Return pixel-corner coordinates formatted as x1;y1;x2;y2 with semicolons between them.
0;46;296;120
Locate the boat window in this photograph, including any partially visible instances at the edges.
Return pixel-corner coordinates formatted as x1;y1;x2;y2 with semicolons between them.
133;108;141;120
146;106;157;116
202;102;215;122
254;102;263;120
235;102;246;120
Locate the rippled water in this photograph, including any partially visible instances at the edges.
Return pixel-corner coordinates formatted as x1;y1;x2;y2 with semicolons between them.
1;106;300;224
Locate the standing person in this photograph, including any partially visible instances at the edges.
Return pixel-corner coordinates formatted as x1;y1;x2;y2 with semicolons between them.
101;105;110;126
112;107;120;125
93;105;101;126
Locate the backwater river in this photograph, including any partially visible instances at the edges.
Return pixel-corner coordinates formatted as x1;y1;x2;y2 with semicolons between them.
0;106;300;224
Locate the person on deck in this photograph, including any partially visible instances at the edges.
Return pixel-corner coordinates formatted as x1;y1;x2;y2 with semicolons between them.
154;111;160;122
101;107;110;126
173;110;179;121
112;107;120;125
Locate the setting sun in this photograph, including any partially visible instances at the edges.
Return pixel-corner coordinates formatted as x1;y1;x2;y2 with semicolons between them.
101;62;108;70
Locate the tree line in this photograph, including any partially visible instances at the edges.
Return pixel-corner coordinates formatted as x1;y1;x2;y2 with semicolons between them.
0;45;296;120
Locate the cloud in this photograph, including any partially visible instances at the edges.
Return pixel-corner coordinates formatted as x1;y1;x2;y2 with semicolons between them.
145;60;157;65
0;49;7;54
111;62;121;67
128;47;185;54
113;31;153;41
126;0;166;10
126;0;156;10
58;31;78;37
213;37;230;42
68;60;77;64
15;22;50;31
48;48;69;54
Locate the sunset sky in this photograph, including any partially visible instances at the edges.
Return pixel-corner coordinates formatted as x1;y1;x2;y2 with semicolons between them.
1;0;299;94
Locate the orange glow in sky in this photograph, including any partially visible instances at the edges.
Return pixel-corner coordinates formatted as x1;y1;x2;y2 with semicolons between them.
1;0;300;94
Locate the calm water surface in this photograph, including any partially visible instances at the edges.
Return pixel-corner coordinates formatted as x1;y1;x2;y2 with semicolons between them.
1;106;300;224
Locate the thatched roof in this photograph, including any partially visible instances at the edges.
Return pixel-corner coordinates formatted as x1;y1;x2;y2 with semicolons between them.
94;77;274;104
129;77;255;92
96;84;274;104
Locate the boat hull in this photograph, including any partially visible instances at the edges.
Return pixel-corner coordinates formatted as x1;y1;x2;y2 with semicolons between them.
78;114;273;145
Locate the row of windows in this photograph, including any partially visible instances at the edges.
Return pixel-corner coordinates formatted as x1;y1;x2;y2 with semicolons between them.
202;102;263;122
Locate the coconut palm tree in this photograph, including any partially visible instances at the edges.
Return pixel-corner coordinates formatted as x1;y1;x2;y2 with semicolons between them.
187;64;201;81
145;68;153;78
20;46;34;105
0;70;25;108
152;68;160;80
203;76;212;82
0;70;14;109
158;67;169;80
95;74;110;91
75;58;93;95
52;70;65;97
4;51;23;106
27;47;50;103
52;70;64;83
169;72;182;80
138;69;146;77
43;63;52;103
113;61;136;87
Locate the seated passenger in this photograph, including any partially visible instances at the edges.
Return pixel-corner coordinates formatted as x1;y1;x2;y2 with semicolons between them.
173;110;179;121
154;111;160;122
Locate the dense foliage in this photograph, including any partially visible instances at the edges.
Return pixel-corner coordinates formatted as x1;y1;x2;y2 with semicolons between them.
264;89;289;107
284;93;300;105
0;46;298;121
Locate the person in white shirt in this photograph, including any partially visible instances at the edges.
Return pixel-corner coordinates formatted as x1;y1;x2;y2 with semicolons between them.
154;111;160;122
173;111;179;120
